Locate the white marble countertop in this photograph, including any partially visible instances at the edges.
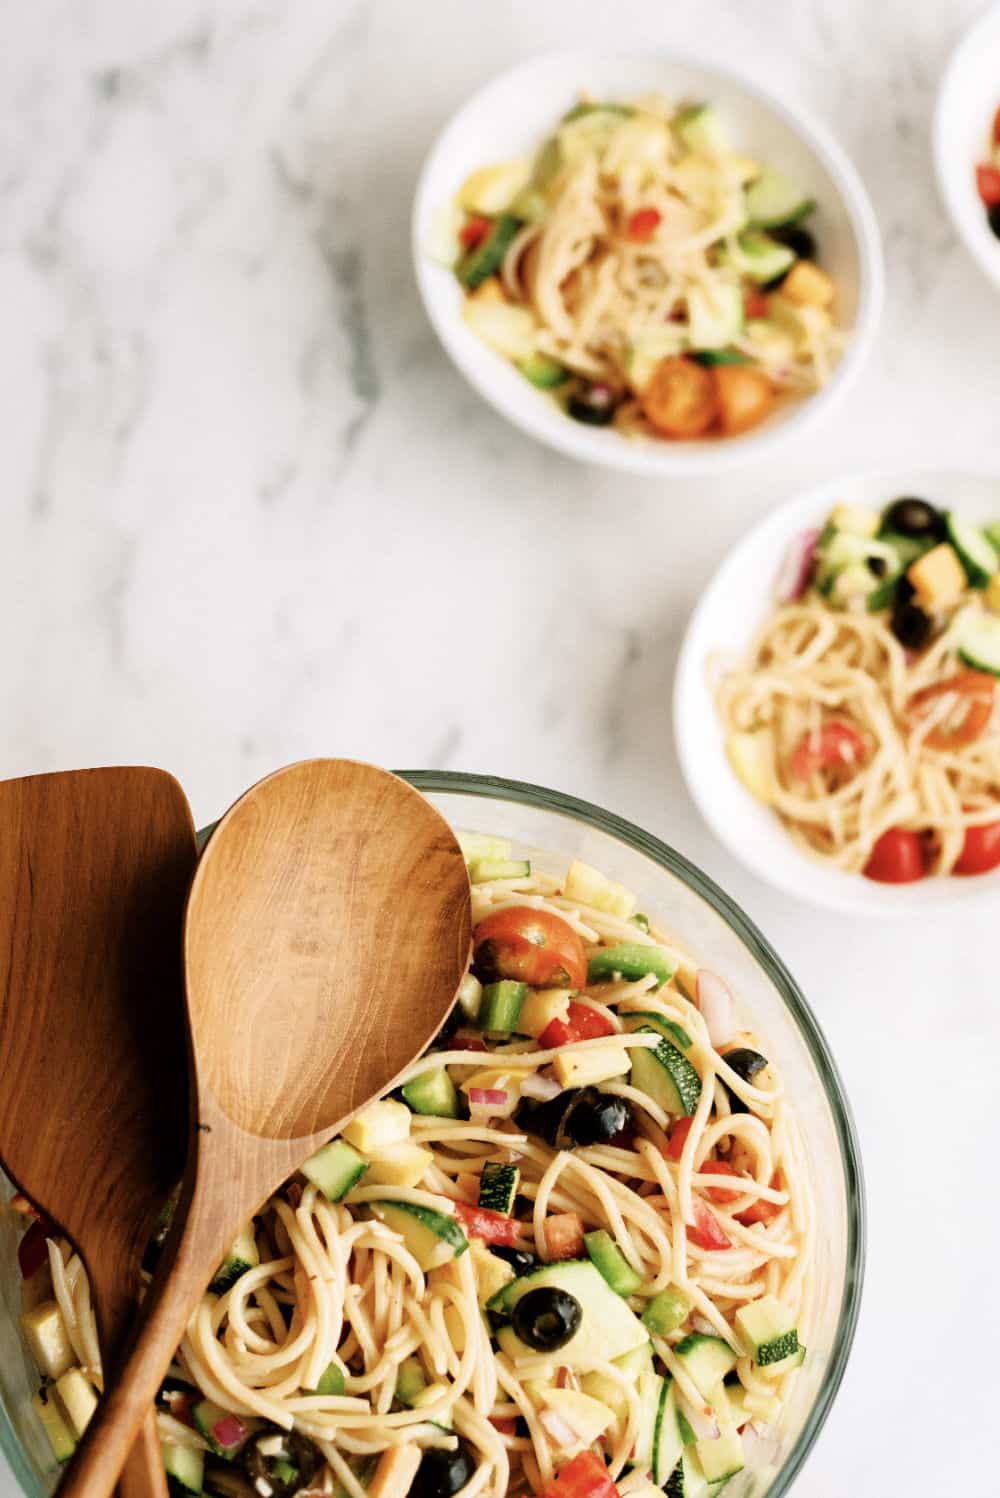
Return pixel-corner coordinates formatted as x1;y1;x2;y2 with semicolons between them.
2;1;998;1494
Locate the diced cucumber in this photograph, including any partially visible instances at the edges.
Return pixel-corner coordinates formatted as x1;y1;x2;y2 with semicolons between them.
519;354;569;389
745;167;815;229
730;230;796;285
626;1025;702;1116
653;1378;686;1486
478;980;527;1034
687;284;744;350
458;160;531;216
478;1160;519;1215
630;912;650;933
192;1399;252;1458
695;1426;745;1484
162;1442;204;1496
31;1386;75;1464
458;832;511;863
371;1201;468;1271
632;1368;664;1473
735;1295;799;1366
562;101;633;124
587;943;678;987
665;1450;713;1498
210;1225;259;1294
411;1383;454;1430
613;1341;654;1381
580;1370;632;1428
759;1342;806;1377
674;1334;739;1398
674;104;730;156
623;1011;693;1050
456;214;521;290
584;1229;642;1297
468;858;531;883
945;512;998;588
956;610;1000;676
301;1139;368;1203
395;1355;428;1406
492;1260;648;1366
642;1287;690;1336
311;1362;346;1396
403;1067;459;1119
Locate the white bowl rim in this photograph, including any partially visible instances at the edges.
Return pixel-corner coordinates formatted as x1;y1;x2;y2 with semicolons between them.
411;45;885;478
933;3;1000;293
674;464;1000;916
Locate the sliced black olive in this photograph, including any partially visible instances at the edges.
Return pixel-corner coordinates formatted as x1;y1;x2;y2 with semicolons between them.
722;1047;769;1115
567;382;620;426
515;1087;630;1149
489;1244;539;1276
868;555;888;579
411;1440;477;1498
989;203;1000;241
770;224;818;261
890;593;934;650
204;1458;255;1498
242;1430;319;1498
882;497;946;540
512;1286;582;1351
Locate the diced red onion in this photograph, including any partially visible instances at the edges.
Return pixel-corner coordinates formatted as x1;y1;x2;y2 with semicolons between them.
696;969;736;1049
451;1029;488;1052
690;1314;717;1337
775;528;820;603
540;1409;578;1447
211;1414;249;1449
519;1072;562;1102
677;1395;719;1442
469;1088;508;1105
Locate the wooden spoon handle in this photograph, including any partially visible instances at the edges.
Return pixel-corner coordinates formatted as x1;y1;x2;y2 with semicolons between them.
117;1414;169;1498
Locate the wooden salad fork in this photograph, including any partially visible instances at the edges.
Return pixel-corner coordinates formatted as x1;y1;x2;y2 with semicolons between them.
59;757;472;1498
0;766;200;1498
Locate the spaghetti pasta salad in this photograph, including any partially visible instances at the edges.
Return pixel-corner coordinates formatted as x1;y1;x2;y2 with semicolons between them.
436;96;844;441
12;846;812;1498
717;493;1000;882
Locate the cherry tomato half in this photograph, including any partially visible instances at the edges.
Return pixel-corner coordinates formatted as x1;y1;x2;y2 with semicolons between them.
908;671;994;751
792;718;868;780
473;907;587;988
977;164;1000;207
954;819;1000;876
744;288;770;320
863;827;926;884
641;356;718;438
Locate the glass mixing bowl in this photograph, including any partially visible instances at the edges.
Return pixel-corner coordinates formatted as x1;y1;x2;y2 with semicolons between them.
0;771;864;1498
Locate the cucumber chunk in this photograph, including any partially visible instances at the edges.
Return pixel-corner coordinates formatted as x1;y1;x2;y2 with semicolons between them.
403;1067;459;1119
162;1443;204;1496
468;858;531;883
394;1355;428;1405
735;1294;799;1366
192;1398;253;1458
587;943;678;986
731;230;796;285
695;1425;745;1484
519;354;569;389
746;167;815;228
674;104;730;156
371;1201;468;1271
626;1025;702;1116
956;611;1000;676
478;980;527;1034
492;1260;648;1366
584;1229;642;1297
301;1139;368;1203
632;1368;664;1473
687;284;744;350
642;1287;691;1335
653;1378;686;1486
478;1160;520;1215
456;214;521;290
210;1225;259;1294
623;1010;693;1050
945;512;998;588
458;832;511;862
674;1333;739;1398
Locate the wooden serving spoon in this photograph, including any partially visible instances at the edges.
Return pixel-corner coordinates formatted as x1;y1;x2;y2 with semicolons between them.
0;766;199;1498
60;757;472;1498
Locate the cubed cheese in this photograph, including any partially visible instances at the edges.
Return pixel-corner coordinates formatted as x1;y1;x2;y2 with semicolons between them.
343;1099;411;1156
54;1369;98;1440
20;1301;74;1380
780;260;835;308
518;988;572;1038
552;1042;631;1089
471;1240;514;1307
363;1143;433;1190
563;859;637;920
907;543;966;609
726;729;777;806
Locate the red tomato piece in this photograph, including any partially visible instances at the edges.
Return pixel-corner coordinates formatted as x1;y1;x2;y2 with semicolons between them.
909;671;994;750
17;1218;52;1280
460;215;491;249
736;1171;783;1226
453;1201;520;1246
863;827;926;884
700;1160;743;1204
451;1027;488;1051
665;1117;694;1161
538;1016;579;1049
474;908;587;989
791;719;867;780
686;1198;731;1251
489;1416;519;1437
977;165;1000;206
543;1211;586;1260
627;207;662;242
565;1001;615;1039
954;819;1000;876
744;288;770;319
542;1450;620;1498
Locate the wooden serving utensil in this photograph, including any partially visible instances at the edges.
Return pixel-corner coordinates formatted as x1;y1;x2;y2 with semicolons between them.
0;766;199;1498
60;757;472;1498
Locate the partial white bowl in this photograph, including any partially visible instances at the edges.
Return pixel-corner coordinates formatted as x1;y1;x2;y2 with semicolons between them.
934;4;1000;292
412;48;883;478
674;468;1000;917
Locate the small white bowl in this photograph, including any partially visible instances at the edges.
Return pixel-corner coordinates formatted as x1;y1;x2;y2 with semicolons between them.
934;4;1000;292
674;468;1000;917
412;48;883;478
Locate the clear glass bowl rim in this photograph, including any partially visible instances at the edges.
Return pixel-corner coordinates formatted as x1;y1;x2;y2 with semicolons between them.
0;768;865;1498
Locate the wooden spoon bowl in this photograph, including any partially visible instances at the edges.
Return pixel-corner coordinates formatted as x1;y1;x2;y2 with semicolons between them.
61;758;472;1498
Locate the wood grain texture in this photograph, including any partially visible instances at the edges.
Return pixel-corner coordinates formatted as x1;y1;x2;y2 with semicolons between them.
61;759;472;1498
0;766;199;1498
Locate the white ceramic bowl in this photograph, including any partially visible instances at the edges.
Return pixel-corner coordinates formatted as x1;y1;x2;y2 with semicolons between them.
934;4;1000;292
412;48;883;477
674;468;1000;916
